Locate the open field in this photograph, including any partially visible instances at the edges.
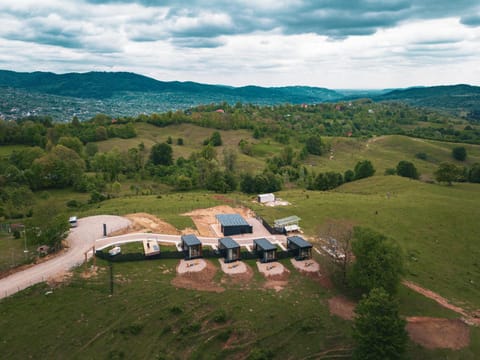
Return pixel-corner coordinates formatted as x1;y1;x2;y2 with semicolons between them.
0;232;36;272
252;177;480;310
1;255;478;360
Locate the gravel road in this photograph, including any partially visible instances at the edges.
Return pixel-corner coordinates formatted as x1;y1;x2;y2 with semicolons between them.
0;215;130;300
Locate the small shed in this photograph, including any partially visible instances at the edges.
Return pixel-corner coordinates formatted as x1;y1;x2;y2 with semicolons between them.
274;215;301;234
218;237;241;263
181;234;202;260
216;214;253;236
287;236;312;260
258;193;275;203
253;238;277;263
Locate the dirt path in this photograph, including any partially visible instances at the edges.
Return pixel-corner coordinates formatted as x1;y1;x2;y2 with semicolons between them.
402;280;480;326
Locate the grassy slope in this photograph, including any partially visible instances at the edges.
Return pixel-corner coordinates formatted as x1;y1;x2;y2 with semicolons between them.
95;123;480;179
253;177;480;310
1;256;478;360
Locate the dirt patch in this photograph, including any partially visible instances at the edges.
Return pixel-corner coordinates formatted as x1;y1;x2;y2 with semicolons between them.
182;205;253;237
328;296;356;320
256;262;290;291
220;261;254;286
79;266;102;279
406;317;470;350
177;259;207;274
109;213;180;236
171;260;224;293
46;271;73;287
290;258;320;273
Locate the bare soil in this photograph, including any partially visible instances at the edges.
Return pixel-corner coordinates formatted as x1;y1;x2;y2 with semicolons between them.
328;296;356;320
182;205;253;237
406;317;470;350
171;260;224;293
220;261;254;286
256;262;290;292
403;280;480;326
109;213;180;235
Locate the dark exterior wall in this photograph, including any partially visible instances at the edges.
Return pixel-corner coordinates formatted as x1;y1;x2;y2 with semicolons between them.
221;224;253;236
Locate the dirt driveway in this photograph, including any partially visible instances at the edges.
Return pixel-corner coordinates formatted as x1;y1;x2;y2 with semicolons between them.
0;215;131;299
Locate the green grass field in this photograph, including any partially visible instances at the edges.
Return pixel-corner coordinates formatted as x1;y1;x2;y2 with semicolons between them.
1;255;478;360
94;123;480;180
252;177;480;310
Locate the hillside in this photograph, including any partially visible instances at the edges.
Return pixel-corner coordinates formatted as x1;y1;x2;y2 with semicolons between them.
375;84;480;120
0;70;343;120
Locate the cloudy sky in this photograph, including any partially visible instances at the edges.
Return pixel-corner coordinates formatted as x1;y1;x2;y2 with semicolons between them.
1;0;480;89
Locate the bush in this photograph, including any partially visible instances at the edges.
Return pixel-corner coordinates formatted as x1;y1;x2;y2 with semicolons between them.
212;309;227;323
354;160;375;180
396;160;419;179
452;146;467;161
384;168;396;176
415;152;427;160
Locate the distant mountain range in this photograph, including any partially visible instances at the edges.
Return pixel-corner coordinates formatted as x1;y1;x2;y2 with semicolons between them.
0;70;478;121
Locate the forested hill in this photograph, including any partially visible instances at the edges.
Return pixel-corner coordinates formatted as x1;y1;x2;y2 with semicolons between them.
0;70;342;102
374;84;480;120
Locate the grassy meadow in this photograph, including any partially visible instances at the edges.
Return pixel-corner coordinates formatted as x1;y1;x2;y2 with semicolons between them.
1;254;479;360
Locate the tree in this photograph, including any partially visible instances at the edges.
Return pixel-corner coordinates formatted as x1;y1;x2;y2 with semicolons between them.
58;136;84;156
210;131;222;146
354;160;375;180
25;206;69;251
434;162;462;185
353;288;407;360
344;169;355;183
223;148;238;172
468;163;480;183
348;227;404;295
85;142;99;158
305;135;323;155
150;143;173;166
452;146;467;161
396;160;419;179
320;219;354;283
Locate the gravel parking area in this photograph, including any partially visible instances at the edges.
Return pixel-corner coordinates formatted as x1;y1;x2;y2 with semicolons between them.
290;258;320;273
176;259;207;274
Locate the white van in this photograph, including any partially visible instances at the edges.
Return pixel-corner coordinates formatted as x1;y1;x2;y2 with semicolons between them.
69;216;78;228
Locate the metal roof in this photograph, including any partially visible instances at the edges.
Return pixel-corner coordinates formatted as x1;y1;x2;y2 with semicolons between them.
274;215;301;227
287;236;312;249
254;238;277;251
181;234;201;247
219;237;240;249
216;214;250;227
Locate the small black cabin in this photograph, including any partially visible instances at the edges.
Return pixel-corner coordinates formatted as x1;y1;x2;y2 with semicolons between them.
181;234;202;260
287;236;312;260
218;237;241;263
253;238;277;263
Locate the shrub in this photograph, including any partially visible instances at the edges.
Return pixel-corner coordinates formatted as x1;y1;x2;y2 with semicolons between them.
452;146;467;161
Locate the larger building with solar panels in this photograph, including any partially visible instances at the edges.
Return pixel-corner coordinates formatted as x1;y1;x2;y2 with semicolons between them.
215;214;253;236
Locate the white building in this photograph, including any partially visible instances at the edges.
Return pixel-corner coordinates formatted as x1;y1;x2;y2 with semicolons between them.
258;193;275;203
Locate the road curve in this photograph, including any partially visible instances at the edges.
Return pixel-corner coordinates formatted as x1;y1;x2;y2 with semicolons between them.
0;215;131;300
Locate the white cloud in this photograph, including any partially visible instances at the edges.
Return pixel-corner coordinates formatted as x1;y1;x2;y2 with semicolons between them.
0;1;479;88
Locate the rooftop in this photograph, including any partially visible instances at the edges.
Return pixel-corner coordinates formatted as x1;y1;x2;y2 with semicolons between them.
254;238;277;251
287;236;312;249
216;214;250;227
274;215;301;227
219;237;240;249
181;234;201;247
